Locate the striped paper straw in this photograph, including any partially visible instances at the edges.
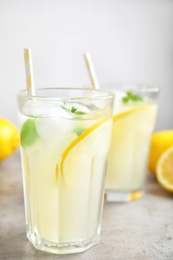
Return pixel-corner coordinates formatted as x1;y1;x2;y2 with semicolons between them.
24;48;35;95
85;52;99;89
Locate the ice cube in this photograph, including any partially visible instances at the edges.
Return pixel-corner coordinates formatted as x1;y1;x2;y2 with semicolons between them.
49;106;75;119
21;100;77;118
36;117;75;140
35;117;77;159
22;100;54;117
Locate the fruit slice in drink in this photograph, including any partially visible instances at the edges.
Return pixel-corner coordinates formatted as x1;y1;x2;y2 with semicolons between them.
58;118;112;241
106;103;157;192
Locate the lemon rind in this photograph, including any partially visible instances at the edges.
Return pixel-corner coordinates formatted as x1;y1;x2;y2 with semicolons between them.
61;118;110;180
113;105;150;120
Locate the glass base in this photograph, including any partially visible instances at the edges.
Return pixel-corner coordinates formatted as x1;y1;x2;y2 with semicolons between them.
105;190;143;202
27;230;100;255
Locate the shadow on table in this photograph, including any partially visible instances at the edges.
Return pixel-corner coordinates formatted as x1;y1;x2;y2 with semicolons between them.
146;174;173;199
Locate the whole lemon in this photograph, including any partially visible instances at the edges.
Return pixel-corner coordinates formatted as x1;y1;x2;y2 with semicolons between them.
148;131;173;174
0;118;19;161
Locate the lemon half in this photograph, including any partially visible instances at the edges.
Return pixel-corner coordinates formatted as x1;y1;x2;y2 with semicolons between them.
157;147;173;192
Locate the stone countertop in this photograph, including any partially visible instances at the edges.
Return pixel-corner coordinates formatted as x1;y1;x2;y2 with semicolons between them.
0;152;173;260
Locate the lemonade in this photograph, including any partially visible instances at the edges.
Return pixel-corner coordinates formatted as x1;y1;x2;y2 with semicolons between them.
105;86;158;201
17;88;114;254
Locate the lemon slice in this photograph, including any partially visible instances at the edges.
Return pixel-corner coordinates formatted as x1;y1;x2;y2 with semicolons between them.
113;104;157;133
157;147;173;192
113;105;150;120
61;118;112;186
106;104;157;191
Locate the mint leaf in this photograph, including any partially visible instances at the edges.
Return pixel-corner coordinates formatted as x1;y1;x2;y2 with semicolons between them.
74;111;86;115
74;127;86;136
122;91;143;103
122;96;130;103
20;119;38;147
61;105;86;116
127;91;133;97
131;95;143;102
71;106;77;113
61;105;68;111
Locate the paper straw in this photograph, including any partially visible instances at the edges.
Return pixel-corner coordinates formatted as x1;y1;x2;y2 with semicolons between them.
24;48;35;95
85;52;99;89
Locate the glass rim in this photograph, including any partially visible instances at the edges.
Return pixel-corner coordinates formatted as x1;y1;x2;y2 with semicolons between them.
17;87;115;101
99;82;160;93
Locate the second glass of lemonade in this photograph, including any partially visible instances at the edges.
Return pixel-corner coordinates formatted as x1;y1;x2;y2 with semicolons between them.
104;83;159;202
17;88;114;254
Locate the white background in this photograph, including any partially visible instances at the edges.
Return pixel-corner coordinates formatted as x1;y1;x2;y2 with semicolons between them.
0;0;173;130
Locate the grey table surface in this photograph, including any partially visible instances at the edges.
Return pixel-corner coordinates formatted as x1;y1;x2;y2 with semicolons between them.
0;151;173;260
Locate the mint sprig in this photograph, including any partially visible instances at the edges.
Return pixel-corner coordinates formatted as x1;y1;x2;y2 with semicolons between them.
61;105;86;115
122;91;143;103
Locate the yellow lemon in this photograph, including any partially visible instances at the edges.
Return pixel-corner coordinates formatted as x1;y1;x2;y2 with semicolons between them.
148;131;173;174
156;147;173;192
0;118;19;161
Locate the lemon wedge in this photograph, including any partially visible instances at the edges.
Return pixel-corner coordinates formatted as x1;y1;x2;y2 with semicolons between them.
61;118;112;186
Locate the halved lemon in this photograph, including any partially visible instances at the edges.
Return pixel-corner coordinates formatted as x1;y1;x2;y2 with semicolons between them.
61;118;112;186
156;147;173;192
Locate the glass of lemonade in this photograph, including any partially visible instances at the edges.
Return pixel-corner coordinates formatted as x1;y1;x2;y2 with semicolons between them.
103;83;159;202
17;88;114;254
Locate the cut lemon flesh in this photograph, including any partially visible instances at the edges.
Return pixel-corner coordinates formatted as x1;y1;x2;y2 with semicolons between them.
157;147;173;192
61;118;112;186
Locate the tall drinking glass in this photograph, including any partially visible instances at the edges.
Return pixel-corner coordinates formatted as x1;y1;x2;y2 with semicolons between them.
103;83;159;202
17;88;114;254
